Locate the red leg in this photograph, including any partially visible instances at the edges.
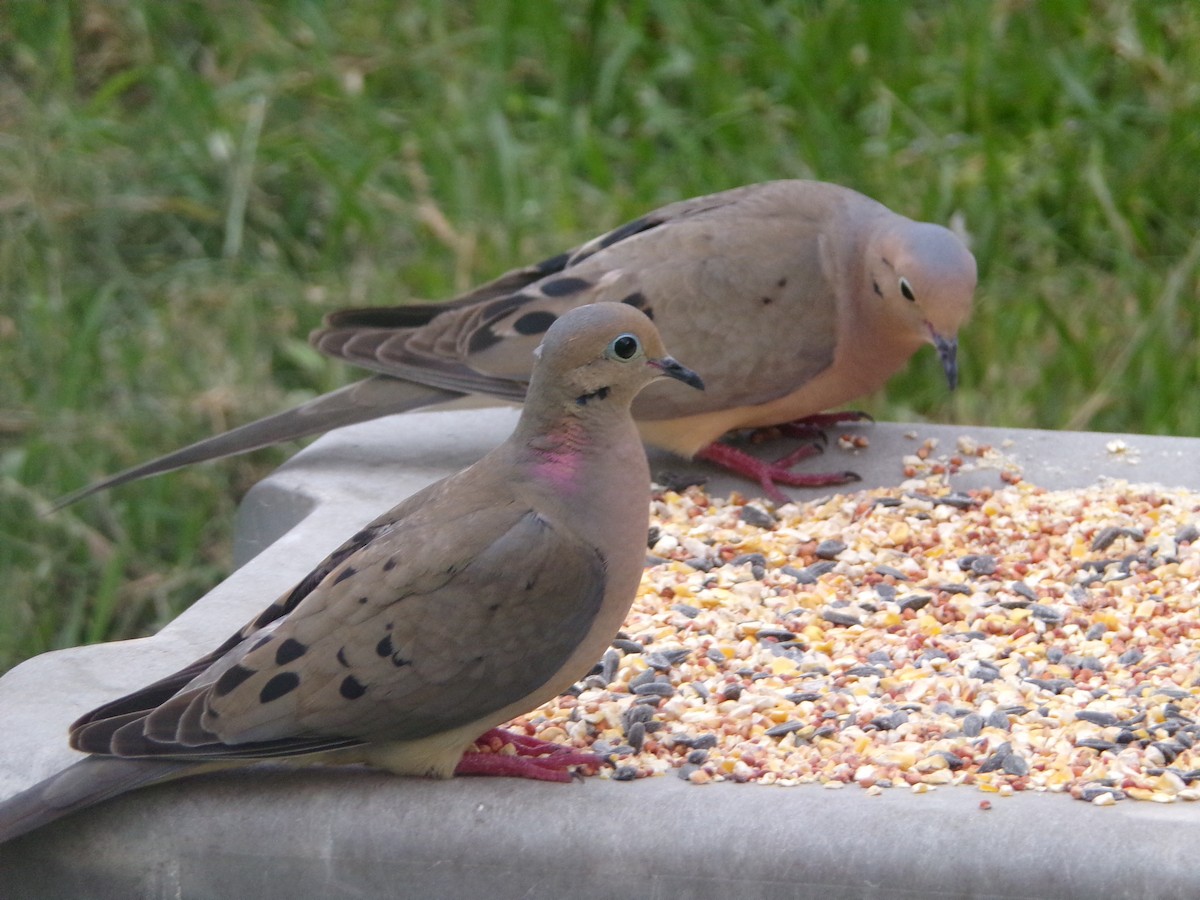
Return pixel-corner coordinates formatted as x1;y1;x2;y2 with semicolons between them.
697;441;860;504
771;441;823;470
471;727;586;758
455;752;579;782
456;728;605;781
698;411;871;502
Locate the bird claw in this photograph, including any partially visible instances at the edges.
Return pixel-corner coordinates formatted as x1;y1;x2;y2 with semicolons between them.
697;441;861;505
771;441;824;470
457;728;604;782
697;411;871;502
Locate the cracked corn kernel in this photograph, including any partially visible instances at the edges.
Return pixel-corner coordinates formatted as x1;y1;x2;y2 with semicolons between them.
502;472;1200;804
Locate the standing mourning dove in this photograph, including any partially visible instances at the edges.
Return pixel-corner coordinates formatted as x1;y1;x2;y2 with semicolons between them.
0;303;703;844
63;179;975;504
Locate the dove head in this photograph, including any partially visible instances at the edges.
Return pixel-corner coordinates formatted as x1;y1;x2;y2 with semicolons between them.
870;222;977;390
530;303;704;409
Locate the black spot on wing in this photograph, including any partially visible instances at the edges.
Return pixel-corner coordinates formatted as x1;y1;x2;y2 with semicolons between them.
275;638;307;665
240;522;386;636
214;664;255;697
382;557;397;572
243;602;286;638
467;326;503;355
513;310;557;335
375;628;409;667
597;216;654;250
534;251;571;275
620;291;654;320
494;292;538;317
333;566;357;585
541;276;591;297
467;291;547;354
340;675;367;700
259;672;301;703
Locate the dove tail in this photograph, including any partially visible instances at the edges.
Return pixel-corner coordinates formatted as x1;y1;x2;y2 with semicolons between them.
54;375;463;508
0;757;191;844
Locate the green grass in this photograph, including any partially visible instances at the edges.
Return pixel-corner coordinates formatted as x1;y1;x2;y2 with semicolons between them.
2;0;1199;672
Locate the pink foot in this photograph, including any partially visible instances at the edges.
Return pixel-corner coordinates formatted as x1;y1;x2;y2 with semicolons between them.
771;440;824;470
698;411;870;502
697;442;860;503
455;728;605;782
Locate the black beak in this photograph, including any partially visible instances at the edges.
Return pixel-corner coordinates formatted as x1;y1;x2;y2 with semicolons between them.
651;357;705;391
933;334;958;391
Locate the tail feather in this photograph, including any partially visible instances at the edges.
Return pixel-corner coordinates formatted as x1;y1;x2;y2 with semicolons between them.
55;375;464;508
0;757;191;844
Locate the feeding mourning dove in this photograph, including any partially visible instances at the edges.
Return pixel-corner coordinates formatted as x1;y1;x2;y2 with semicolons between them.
63;179;974;504
0;303;703;844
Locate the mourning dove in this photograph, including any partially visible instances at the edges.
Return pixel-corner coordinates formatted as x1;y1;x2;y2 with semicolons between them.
0;303;703;844
63;179;974;504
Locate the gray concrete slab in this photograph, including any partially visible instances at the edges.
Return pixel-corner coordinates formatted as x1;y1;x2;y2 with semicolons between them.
2;409;1199;898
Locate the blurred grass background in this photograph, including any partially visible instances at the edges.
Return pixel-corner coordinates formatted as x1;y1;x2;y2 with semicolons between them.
2;0;1198;672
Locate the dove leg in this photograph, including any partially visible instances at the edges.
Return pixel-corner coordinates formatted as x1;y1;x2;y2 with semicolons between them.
472;727;579;757
453;751;598;782
696;441;860;504
456;728;603;782
770;440;823;470
695;411;872;502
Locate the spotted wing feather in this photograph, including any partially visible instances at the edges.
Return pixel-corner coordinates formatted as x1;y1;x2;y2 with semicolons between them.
312;181;844;419
72;483;605;761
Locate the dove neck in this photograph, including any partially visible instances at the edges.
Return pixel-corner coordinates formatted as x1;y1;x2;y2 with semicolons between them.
513;393;645;493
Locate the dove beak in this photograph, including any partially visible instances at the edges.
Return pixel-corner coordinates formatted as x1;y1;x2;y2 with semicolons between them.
650;357;705;391
931;331;958;391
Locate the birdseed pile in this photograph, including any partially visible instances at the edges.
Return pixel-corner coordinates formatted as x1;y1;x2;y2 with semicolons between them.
506;439;1200;806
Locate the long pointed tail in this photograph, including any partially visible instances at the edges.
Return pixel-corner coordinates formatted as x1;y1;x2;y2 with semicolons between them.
56;376;465;508
0;757;191;844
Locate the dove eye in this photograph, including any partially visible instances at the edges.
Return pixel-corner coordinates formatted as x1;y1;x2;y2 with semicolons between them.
899;277;916;302
608;333;641;360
